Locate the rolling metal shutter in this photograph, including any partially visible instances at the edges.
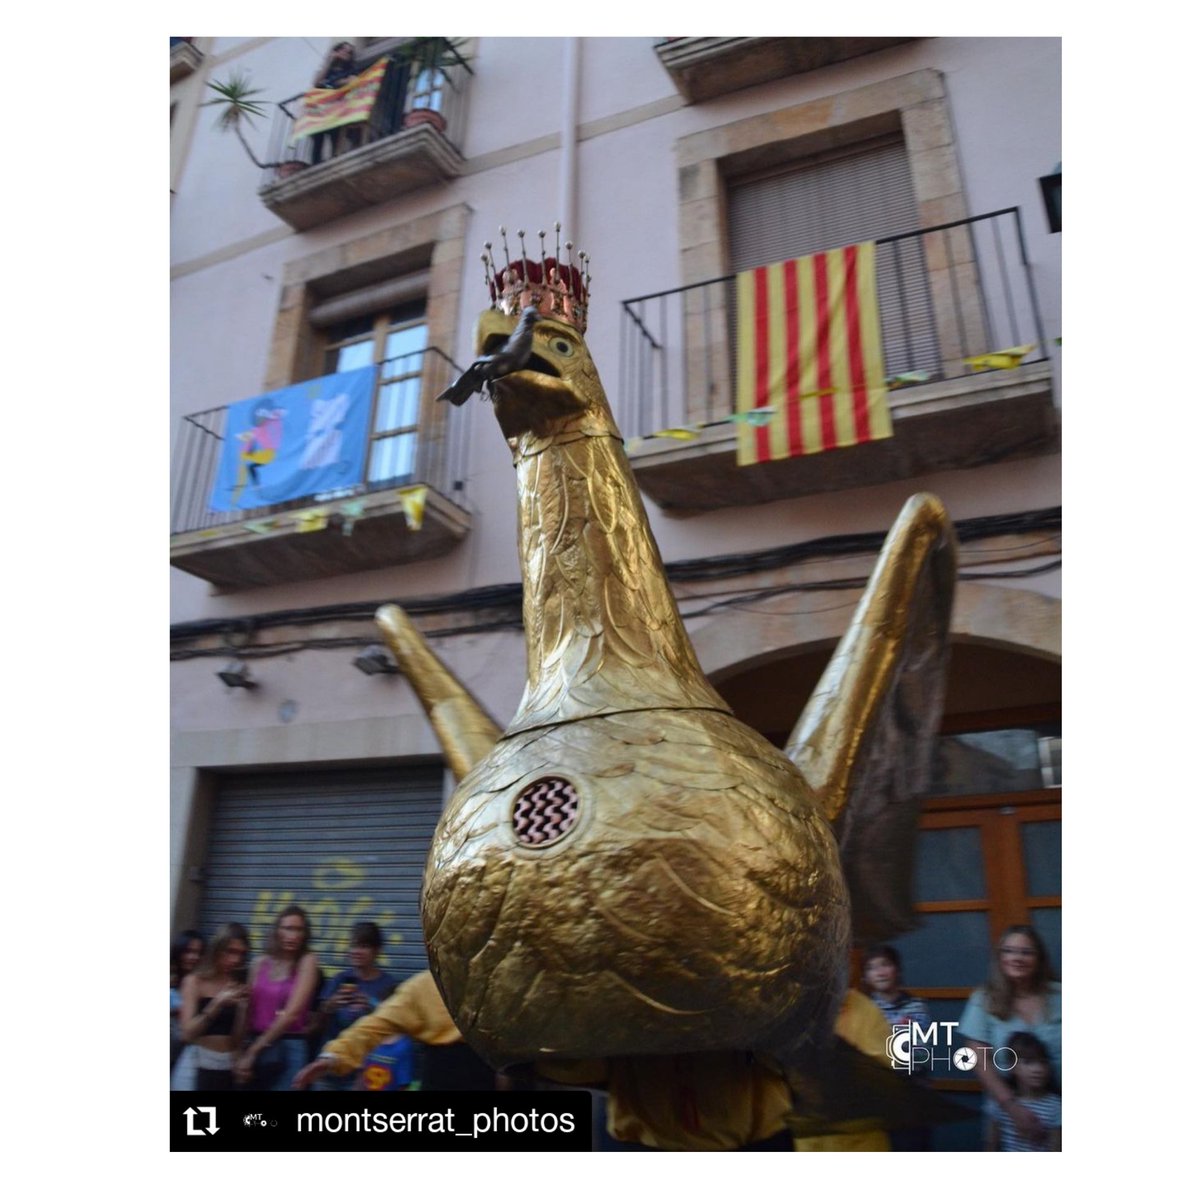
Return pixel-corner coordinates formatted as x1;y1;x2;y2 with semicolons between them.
198;766;443;981
727;136;940;375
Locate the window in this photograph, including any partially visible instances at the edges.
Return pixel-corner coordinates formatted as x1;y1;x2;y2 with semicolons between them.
726;136;940;378
322;302;428;488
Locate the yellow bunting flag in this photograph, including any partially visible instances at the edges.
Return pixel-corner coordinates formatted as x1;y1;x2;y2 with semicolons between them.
654;427;700;441
295;508;329;533
290;57;390;142
397;485;428;532
963;343;1035;372
735;242;892;465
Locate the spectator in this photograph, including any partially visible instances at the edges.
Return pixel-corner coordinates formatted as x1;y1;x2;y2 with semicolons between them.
959;925;1061;1147
313;921;398;1091
984;1032;1060;1151
862;944;931;1031
170;929;205;1088
237;905;320;1090
180;924;250;1090
861;943;933;1150
170;930;204;1067
310;41;361;163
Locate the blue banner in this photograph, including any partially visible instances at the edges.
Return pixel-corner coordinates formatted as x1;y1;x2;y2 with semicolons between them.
209;365;377;512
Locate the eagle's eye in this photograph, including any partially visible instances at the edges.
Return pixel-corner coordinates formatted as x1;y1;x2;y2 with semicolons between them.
549;337;574;357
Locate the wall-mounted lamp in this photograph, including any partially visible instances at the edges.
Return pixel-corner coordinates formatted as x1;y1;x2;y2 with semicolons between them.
354;645;399;676
217;661;257;689
1039;163;1061;233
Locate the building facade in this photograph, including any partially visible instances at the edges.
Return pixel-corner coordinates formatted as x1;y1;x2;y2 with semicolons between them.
170;36;1061;1136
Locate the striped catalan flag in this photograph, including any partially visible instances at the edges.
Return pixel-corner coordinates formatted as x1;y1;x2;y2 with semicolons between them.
290;57;390;143
734;242;892;465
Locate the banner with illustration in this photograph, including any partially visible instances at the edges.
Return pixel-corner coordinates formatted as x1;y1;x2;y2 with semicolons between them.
208;365;377;512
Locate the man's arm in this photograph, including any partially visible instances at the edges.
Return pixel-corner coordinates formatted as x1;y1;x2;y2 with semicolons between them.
292;970;460;1088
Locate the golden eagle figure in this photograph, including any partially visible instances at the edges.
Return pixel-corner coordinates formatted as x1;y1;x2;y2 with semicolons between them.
376;303;956;1082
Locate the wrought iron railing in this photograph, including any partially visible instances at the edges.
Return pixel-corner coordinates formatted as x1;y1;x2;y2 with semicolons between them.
260;45;471;183
171;347;471;536
616;207;1049;440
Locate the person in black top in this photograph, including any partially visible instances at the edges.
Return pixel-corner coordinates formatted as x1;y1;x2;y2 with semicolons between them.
180;923;250;1090
310;41;361;163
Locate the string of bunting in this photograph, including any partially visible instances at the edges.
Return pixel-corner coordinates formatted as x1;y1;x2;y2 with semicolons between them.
629;341;1040;451
626;407;777;452
235;496;375;537
212;488;431;538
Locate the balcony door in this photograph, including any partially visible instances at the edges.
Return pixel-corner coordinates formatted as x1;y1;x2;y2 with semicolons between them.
323;301;428;488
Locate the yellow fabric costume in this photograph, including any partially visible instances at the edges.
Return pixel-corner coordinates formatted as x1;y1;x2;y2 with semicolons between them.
321;970;789;1149
792;990;892;1152
541;1053;792;1151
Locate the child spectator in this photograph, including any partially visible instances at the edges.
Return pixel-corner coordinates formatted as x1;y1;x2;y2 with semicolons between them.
862;943;932;1150
985;1031;1061;1151
313;921;398;1090
862;944;931;1030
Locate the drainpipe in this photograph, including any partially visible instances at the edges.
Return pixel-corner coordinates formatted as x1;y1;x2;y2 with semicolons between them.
560;37;580;241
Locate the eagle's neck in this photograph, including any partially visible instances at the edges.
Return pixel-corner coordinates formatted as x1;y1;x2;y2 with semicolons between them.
505;430;730;735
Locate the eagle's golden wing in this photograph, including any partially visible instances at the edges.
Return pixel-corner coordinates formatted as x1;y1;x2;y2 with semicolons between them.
784;493;957;943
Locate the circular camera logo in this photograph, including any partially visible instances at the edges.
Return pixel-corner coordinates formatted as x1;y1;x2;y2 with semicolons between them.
952;1046;978;1071
884;1025;913;1069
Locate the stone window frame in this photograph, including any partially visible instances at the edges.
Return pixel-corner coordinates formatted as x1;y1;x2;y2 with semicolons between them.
262;203;471;470
674;69;980;422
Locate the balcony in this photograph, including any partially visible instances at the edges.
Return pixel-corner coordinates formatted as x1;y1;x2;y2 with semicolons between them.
655;37;918;103
170;37;203;83
618;208;1058;514
257;45;471;231
170;348;473;590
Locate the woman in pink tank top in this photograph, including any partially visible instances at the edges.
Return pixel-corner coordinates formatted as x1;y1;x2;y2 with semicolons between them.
235;904;319;1089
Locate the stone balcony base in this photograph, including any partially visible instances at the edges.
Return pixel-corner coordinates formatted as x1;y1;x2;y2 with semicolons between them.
259;126;466;231
170;484;470;590
656;37;918;103
628;362;1058;514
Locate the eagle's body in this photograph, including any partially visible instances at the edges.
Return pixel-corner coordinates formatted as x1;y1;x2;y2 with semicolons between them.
378;307;956;1087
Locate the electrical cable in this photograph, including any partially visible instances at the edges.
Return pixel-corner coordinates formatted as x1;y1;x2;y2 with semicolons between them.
171;506;1061;645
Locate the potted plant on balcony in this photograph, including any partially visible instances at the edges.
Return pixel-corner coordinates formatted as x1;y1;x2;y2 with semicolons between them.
394;37;469;133
204;71;303;179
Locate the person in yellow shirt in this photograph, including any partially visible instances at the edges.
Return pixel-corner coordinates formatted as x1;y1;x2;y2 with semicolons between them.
791;989;893;1152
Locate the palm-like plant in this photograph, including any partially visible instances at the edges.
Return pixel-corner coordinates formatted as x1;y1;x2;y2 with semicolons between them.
204;72;282;170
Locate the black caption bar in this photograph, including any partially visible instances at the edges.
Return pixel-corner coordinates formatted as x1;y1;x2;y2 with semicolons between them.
172;1089;592;1152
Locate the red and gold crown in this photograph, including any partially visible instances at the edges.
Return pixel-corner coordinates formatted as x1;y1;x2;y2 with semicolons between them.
482;223;590;334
